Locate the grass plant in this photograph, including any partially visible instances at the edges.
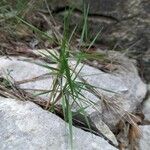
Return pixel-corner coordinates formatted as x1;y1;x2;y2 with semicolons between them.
0;1;140;149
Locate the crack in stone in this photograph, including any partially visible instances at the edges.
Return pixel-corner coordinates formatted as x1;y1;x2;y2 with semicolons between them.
52;6;119;23
51;6;140;23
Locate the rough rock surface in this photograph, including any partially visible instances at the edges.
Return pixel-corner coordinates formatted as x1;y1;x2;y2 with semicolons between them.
48;0;150;82
142;84;150;122
137;84;150;150
138;125;150;150
0;53;147;142
0;56;119;146
70;51;147;129
0;97;118;150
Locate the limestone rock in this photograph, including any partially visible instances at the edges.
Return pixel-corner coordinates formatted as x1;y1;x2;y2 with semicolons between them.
0;53;146;140
70;0;142;20
0;56;118;146
138;125;150;150
49;0;150;82
0;97;118;150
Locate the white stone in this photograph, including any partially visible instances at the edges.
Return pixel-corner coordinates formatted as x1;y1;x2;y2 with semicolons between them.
0;52;147;144
138;125;150;150
0;97;118;150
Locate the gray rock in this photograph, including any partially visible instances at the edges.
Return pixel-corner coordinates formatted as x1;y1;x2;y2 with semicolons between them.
0;97;118;150
0;57;53;95
142;84;150;121
0;53;146;142
143;97;150;121
70;51;146;129
70;0;142;20
89;113;118;146
138;125;150;150
48;0;150;82
138;85;150;150
142;50;150;82
0;56;118;146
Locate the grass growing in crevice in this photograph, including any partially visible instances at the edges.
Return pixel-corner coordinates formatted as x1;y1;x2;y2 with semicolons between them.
0;1;106;149
33;4;103;148
41;7;95;148
0;1;141;150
